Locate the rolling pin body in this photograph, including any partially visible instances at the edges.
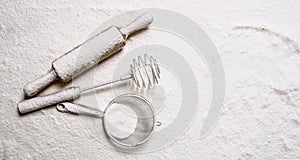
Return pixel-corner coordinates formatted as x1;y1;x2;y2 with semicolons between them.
53;26;125;82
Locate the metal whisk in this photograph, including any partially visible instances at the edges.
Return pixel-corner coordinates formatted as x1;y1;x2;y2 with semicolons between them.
18;54;160;114
81;54;160;92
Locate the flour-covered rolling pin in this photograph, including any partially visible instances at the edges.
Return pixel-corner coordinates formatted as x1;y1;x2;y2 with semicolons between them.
23;13;153;97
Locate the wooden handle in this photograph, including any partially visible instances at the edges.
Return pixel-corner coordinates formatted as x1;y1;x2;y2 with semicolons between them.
120;13;153;39
18;87;81;114
23;70;58;97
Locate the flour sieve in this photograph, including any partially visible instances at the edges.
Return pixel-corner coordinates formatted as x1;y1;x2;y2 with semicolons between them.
56;94;157;147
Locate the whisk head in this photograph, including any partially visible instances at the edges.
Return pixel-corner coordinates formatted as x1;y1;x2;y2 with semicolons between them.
130;54;160;88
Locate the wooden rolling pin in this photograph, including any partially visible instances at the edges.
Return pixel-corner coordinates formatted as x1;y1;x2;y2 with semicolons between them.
23;13;153;97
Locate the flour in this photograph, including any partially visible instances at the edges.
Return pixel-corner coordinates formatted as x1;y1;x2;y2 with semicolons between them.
104;103;138;139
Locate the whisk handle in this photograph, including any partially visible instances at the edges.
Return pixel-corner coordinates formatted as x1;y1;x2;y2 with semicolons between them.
18;87;81;114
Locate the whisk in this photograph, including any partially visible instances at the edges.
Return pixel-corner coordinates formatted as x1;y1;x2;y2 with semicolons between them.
18;54;160;114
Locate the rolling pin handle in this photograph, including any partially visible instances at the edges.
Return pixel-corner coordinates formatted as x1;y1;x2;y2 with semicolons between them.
120;13;153;39
23;70;58;97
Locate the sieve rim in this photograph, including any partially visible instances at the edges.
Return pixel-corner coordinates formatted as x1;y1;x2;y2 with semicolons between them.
102;93;155;147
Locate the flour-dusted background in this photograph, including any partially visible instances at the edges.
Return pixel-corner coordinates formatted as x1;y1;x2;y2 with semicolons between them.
1;0;300;159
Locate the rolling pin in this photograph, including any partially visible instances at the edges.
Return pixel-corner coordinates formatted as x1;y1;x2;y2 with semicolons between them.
23;13;153;97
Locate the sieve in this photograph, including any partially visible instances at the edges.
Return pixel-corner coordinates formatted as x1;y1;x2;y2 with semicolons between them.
56;94;157;147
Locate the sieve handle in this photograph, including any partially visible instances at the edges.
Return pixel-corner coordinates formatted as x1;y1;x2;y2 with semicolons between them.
56;102;104;118
18;87;81;114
